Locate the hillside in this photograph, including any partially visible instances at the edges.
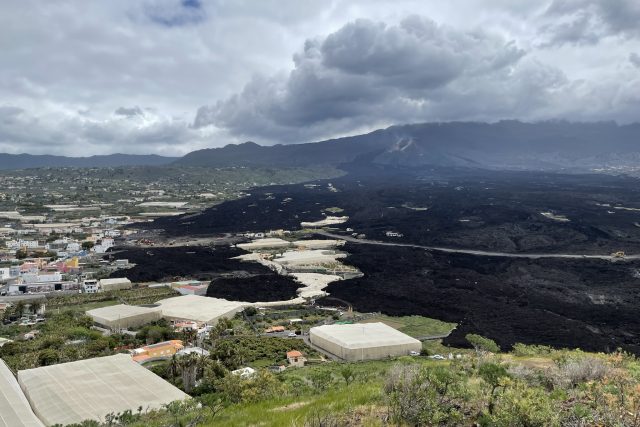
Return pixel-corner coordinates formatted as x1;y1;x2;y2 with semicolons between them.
0;153;177;170
176;121;640;172
71;344;640;427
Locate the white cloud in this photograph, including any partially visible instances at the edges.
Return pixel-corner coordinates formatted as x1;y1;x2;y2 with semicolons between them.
0;0;638;154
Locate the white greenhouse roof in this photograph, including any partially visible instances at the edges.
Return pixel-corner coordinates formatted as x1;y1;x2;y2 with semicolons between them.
310;322;421;349
86;304;161;322
0;359;44;427
17;354;188;426
156;295;245;323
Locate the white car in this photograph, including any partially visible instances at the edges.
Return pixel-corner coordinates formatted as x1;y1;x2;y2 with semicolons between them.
429;354;446;360
409;351;421;356
288;332;297;337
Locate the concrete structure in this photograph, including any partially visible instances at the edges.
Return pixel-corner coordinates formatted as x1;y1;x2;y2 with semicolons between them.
83;279;99;293
156;295;244;324
309;322;422;361
86;304;162;329
286;350;306;367
17;354;188;426
99;277;132;291
22;272;61;284
231;367;256;378
0;359;44;427
177;347;210;357
174;284;208;296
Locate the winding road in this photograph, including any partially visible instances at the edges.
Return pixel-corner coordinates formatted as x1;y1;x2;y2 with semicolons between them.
316;230;638;261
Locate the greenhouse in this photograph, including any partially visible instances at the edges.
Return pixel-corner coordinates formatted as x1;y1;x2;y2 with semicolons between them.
86;304;162;329
309;322;422;361
155;295;245;324
0;359;43;427
17;354;188;426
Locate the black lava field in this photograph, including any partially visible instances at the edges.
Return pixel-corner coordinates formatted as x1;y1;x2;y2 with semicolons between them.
152;165;640;255
143;165;640;353
108;246;301;302
324;243;640;354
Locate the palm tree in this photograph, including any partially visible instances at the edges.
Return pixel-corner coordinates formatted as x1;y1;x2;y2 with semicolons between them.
168;354;179;385
176;353;208;393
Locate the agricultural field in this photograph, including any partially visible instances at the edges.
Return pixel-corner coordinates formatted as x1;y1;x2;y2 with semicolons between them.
359;314;456;338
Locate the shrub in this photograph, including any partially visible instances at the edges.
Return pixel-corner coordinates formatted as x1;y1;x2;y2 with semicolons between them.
512;343;554;357
466;334;499;355
553;356;610;388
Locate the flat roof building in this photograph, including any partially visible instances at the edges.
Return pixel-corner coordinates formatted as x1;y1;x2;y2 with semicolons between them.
99;277;132;291
309;322;422;361
86;304;162;330
156;295;245;324
17;354;188;426
0;359;44;427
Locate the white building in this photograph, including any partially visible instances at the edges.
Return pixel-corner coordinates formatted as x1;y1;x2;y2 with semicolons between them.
66;242;81;252
83;279;99;293
104;229;121;237
309;322;422;361
5;239;40;250
93;237;115;254
231;367;256;378
22;272;62;284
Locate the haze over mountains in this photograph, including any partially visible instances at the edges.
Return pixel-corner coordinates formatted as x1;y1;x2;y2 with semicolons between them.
2;121;638;172
0;153;177;170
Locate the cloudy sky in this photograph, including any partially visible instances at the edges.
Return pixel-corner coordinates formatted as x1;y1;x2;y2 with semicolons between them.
1;0;639;156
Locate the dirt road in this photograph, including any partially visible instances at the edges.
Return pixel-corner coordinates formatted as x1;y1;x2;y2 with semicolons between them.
315;231;637;261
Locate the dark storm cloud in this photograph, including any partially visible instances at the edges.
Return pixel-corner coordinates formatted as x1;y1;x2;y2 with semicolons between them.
1;1;638;155
194;16;536;141
630;53;640;68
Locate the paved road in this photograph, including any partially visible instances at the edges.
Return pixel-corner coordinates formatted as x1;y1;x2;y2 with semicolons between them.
316;231;637;261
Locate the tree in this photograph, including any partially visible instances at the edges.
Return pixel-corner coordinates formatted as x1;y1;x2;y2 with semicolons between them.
244;306;258;316
16;248;28;259
175;354;209;393
466;333;499;355
385;363;466;425
479;362;510;415
81;241;94;250
38;348;59;366
339;365;355;386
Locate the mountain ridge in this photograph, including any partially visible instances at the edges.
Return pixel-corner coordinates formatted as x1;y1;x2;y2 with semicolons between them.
0;153;178;170
174;120;640;172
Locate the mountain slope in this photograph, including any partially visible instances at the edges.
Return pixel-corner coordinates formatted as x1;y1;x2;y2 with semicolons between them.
176;121;640;171
0;153;178;170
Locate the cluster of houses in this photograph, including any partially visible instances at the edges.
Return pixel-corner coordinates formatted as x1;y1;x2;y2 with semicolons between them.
0;214;137;295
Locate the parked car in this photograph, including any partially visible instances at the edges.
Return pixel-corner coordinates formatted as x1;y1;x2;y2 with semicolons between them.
287;332;297;337
429;354;446;360
409;350;421;356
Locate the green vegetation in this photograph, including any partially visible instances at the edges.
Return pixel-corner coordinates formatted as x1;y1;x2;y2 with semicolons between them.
66;346;640;426
7;294;640;426
45;286;180;313
359;314;456;338
466;333;500;355
210;336;320;370
0;165;343;220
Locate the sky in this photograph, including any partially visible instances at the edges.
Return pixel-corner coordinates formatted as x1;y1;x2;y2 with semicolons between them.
0;0;639;157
